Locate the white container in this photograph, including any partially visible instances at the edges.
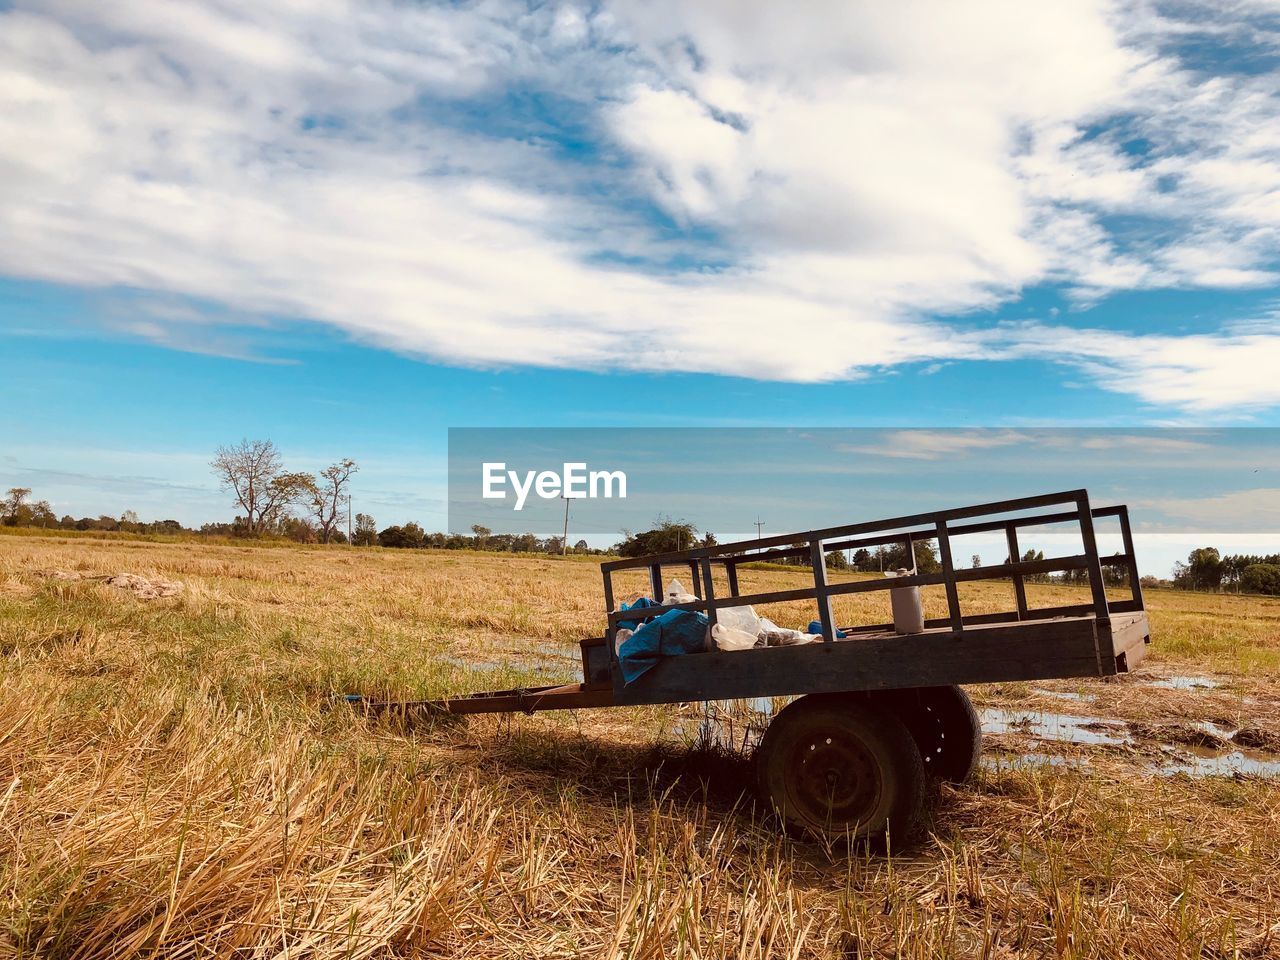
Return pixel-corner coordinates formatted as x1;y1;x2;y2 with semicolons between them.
887;568;925;634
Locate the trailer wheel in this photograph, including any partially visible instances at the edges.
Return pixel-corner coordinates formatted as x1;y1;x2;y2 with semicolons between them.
755;694;925;847
880;686;983;784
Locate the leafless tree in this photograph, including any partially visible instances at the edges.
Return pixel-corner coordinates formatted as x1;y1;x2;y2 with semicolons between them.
305;458;358;543
211;440;309;535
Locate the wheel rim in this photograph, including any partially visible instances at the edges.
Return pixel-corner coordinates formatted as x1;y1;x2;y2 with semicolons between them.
782;727;884;830
916;703;947;770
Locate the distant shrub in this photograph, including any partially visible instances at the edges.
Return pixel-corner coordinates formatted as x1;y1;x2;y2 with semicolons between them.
1241;563;1280;596
378;522;426;549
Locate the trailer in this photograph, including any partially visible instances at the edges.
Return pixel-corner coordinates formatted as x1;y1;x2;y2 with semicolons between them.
358;490;1150;844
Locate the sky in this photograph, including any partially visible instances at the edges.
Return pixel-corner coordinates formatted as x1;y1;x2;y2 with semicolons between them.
449;428;1280;534
444;428;1280;576
2;0;1280;575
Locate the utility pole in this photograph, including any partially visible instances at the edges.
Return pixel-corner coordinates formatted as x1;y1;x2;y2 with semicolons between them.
754;517;765;539
561;494;571;555
347;494;353;543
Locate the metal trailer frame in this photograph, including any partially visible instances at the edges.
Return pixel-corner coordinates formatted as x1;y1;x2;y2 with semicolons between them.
416;489;1150;716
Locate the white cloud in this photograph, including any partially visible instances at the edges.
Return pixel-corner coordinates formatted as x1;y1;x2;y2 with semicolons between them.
609;87;750;222
1000;323;1280;411
1;0;1280;410
836;430;1032;461
1076;435;1210;453
1133;488;1280;531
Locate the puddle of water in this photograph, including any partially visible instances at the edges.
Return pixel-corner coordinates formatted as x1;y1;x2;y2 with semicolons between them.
1033;689;1096;703
1159;749;1280;777
440;655;505;673
442;642;582;672
982;752;1087;772
980;708;1129;747
986;748;1280;778
493;640;580;663
1195;719;1236;737
1183;741;1227;759
439;655;574;684
1147;675;1219;691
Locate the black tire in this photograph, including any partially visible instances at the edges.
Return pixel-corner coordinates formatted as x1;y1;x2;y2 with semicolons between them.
879;686;982;784
755;694;926;847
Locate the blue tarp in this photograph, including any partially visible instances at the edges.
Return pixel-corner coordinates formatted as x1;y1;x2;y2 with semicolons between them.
806;619;847;638
618;608;710;684
617;596;661;632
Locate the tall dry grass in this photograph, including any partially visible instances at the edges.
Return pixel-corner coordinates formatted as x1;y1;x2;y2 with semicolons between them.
2;531;1279;958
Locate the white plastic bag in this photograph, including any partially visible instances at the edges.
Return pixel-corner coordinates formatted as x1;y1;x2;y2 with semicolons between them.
614;627;633;653
665;578;697;603
712;622;758;651
757;616;816;646
716;605;761;636
773;629;817;646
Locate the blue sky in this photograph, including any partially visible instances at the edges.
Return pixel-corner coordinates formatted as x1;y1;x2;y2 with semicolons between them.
3;0;1280;575
441;427;1280;577
449;428;1280;535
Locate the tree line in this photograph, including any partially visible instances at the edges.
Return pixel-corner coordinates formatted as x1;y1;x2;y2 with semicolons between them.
9;458;1280;595
0;439;360;544
1170;547;1280;596
0;438;612;553
610;518;938;572
1;486;179;535
370;521;606;554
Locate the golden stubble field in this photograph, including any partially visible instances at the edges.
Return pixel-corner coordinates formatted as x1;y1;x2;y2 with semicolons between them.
2;530;1280;959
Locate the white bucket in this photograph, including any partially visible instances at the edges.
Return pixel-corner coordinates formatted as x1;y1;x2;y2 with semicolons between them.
887;568;925;634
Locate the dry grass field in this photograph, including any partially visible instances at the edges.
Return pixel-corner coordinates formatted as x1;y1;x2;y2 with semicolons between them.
2;530;1280;959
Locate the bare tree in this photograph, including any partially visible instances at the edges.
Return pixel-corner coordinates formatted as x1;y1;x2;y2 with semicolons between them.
305;458;358;543
211;440;310;535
